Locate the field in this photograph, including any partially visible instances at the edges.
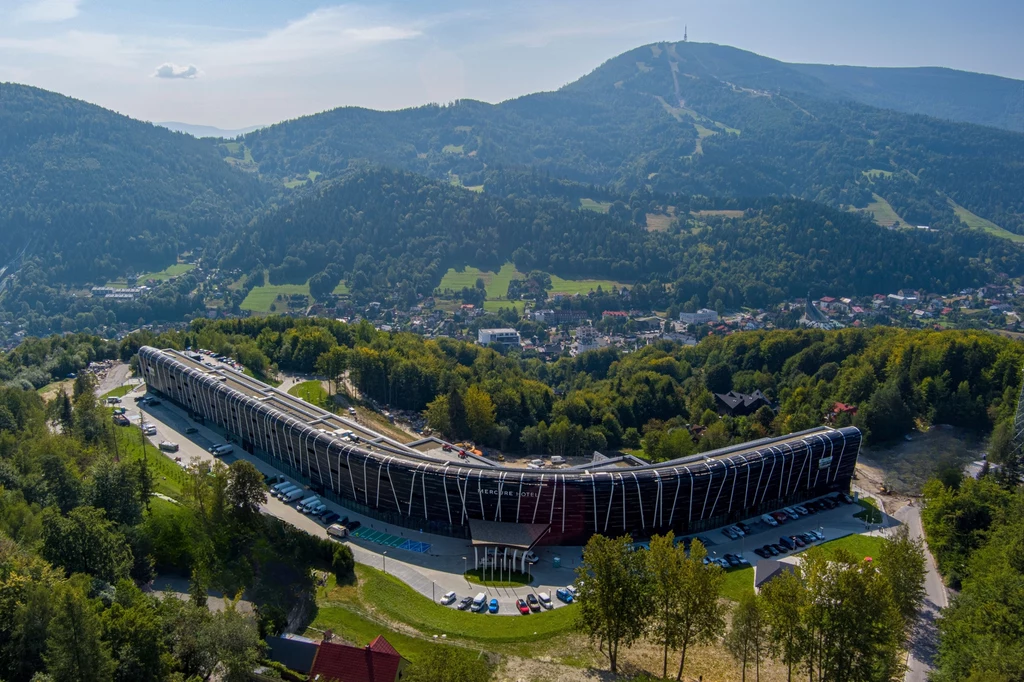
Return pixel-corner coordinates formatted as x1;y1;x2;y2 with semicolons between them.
106;263;195;287
240;279;311;313
862;168;894;179
813;533;885;561
579;198;611;213
690;209;745;218
855;193;907;228
645;212;673;232
439;262;626;302
442;144;465;154
332;280;350;295
948;198;1024;243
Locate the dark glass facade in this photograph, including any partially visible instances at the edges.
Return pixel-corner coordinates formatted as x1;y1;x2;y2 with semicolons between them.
139;346;861;545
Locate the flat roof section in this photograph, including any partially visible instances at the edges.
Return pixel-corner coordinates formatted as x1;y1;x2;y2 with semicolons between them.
469;519;550;550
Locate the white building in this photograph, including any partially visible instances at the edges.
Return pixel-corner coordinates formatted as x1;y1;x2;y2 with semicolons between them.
477;328;521;347
679;308;719;325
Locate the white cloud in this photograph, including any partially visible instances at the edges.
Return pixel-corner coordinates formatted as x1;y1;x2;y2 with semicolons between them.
153;63;200;79
13;0;81;23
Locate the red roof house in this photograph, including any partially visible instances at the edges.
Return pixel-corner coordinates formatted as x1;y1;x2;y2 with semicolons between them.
309;636;409;682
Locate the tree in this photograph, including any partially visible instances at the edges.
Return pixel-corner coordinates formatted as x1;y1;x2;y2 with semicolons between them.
761;570;808;682
226;460;266;519
575;535;651;673
332;544;355;584
315;346;349;395
463;385;496;444
205;599;265;682
647;532;683;678
102;585;168;682
876;525;927;634
41;506;133;583
670;539;728;681
44;585;114;682
424;394;452;436
725;591;768;682
88;457;142;526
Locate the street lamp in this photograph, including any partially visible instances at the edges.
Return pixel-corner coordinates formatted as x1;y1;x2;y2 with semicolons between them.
382;551;388;574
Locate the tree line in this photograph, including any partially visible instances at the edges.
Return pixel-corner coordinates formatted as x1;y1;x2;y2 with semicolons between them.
575;528;925;681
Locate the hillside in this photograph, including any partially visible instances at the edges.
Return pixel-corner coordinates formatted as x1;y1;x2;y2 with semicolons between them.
790;63;1024;132
224;167;1021;309
0;84;265;284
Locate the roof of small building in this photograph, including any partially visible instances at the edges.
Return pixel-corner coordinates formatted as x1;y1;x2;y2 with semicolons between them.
309;636;406;682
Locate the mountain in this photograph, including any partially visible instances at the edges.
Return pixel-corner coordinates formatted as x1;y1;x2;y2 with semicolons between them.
238;41;1024;237
156;121;264;138
789;63;1024;133
0;84;265;283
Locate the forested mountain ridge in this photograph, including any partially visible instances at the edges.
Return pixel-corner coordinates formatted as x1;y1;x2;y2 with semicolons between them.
0;83;266;284
225;167;1022;308
239;41;1024;236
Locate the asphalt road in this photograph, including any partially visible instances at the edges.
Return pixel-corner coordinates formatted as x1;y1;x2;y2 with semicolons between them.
895;502;947;682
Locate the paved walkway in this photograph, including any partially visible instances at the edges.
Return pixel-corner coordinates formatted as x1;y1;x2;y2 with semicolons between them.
896;502;947;682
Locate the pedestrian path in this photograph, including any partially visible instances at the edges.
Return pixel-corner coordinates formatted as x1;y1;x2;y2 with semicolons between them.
351;527;431;554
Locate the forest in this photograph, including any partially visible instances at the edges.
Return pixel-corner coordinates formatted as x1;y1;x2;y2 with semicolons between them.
224;167;1021;309
127;318;1024;475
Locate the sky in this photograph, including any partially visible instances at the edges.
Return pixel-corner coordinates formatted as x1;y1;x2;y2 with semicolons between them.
1;0;1022;129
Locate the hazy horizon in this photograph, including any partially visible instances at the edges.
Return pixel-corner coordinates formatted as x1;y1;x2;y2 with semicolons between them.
3;0;1023;129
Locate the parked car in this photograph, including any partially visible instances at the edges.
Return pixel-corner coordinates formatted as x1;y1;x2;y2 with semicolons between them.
737;522;753;535
764;544;779;556
772;511;789;524
538;592;553;609
779;536;796;550
770;543;786;554
516;599;530;615
321;511;340;524
728;525;746;537
158;441;179;452
754;547;770;558
556;588;574;604
724;554;741;567
488;599;499;614
809;529;825;541
761;513;778;527
440;591;457;606
457;596;473;610
347;520;361;532
526;594;541;612
783;507;800;520
790;535;805;548
793;505;809;515
148;399;161;406
721;527;739;540
326;524;348;540
142;424;157;436
566;584;579;599
472;593;487;612
523;551;539;564
184;426;198;434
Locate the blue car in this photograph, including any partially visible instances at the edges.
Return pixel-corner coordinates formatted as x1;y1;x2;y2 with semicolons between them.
556;588;574;603
488;598;499;613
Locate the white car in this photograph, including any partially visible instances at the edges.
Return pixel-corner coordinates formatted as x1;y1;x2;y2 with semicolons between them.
523;551;539;564
439;590;457;605
566;584;579;599
728;525;745;537
793;505;809;516
783;507;800;520
538;592;553;609
761;513;779;527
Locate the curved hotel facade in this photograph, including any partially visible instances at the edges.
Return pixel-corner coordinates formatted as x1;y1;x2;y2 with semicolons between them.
139;346;861;546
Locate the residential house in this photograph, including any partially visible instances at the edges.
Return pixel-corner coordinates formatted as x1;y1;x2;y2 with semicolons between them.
477;328;522;347
308;635;409;682
714;390;772;417
679;308;720;325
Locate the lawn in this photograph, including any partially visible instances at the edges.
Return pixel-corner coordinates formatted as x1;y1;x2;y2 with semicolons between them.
101;384;134;400
463;569;532;588
646;213;673;232
809;533;885;561
720;567;753;602
240;279;311;313
107;263;195;287
332;281;350;295
579;198;611;213
482;299;526;313
113;424;187;499
690;209;745;218
862;169;894;179
948;198;1024;243
287;380;329;409
358;566;577;644
548;273;626;296
442;144;464;154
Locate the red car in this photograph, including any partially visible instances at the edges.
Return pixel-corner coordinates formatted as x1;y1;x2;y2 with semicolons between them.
516;599;530;615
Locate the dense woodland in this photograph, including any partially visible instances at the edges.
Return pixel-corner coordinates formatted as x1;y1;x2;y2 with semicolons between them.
226;167;1021;309
0;363;343;681
130;319;1024;473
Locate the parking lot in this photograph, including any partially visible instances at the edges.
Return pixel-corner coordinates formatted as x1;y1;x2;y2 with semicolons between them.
126;383;885;615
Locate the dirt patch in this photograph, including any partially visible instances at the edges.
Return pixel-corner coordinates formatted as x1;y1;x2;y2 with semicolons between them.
856;426;981;496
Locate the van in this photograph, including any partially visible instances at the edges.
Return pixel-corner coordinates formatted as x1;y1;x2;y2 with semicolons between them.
275;484;299;499
307;502;327;516
296;496;319;511
211;444;233;456
282;488;306;503
271;481;292;494
327;524;348;540
550;455;566;465
471;593;487;612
